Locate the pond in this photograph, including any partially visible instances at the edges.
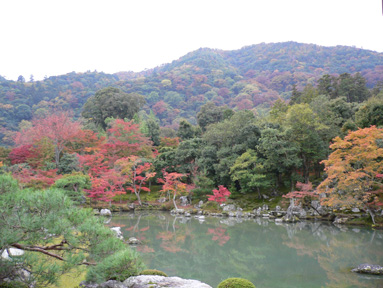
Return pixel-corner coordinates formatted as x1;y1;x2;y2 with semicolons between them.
107;212;383;288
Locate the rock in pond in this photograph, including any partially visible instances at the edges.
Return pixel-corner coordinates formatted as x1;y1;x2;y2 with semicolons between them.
127;237;141;245
100;209;112;216
110;227;123;240
352;263;383;275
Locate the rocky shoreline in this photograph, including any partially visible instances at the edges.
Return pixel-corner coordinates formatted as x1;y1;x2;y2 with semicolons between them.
96;198;380;227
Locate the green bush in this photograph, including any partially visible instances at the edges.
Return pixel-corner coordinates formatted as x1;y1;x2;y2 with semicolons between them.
201;201;220;211
0;173;19;195
217;278;255;288
140;269;168;277
86;249;145;283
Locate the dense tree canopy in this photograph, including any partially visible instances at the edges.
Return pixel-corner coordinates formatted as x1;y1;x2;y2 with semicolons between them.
82;87;145;129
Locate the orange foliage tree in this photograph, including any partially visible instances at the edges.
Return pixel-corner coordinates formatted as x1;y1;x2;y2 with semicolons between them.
115;156;156;206
317;126;383;223
158;171;187;210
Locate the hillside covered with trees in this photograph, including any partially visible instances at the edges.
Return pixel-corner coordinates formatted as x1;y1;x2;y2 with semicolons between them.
1;42;383;145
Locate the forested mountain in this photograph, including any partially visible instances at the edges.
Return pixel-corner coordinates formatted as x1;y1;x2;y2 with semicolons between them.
1;41;383;145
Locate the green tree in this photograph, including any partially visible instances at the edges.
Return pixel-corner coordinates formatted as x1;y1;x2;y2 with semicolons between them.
177;119;196;141
145;119;161;146
257;127;301;190
285;104;327;182
355;95;383;128
230;149;269;197
82;87;145;129
0;174;144;287
196;102;224;131
52;172;91;203
200;110;260;187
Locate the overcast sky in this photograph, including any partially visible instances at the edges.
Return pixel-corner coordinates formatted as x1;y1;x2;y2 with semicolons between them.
1;0;382;81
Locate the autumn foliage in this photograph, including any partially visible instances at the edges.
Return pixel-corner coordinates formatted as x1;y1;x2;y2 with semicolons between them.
158;171;187;209
207;185;231;204
283;181;318;205
317;126;383;222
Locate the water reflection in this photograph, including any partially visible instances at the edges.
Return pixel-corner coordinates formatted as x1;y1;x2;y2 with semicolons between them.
108;212;383;288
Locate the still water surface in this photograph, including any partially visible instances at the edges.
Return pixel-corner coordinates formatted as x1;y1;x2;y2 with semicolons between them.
107;212;383;288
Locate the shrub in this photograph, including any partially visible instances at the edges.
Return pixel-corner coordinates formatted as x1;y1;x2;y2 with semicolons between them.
217;278;255;288
139;269;168;277
86;249;145;283
201;201;220;211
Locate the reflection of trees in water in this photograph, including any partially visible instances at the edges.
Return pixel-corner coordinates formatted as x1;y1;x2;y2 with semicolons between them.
280;222;383;288
108;212;383;288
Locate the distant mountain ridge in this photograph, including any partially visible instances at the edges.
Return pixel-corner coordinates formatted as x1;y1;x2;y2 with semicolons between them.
1;41;383;145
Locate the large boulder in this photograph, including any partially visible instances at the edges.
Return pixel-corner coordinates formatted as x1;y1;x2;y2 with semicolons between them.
352;263;383;275
123;275;212;288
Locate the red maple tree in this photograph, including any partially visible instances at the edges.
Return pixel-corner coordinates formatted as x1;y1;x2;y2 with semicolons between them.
207;185;231;204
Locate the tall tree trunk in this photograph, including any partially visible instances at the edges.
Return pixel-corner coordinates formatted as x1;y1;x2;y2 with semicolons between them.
173;192;178;210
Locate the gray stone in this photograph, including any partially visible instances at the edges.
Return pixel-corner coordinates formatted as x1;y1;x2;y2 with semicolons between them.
100;280;127;288
80;280;126;288
352;207;360;213
228;211;236;217
333;216;349;224
157;197;167;203
110;227;123;240
127;237;140;245
171;209;185;214
262;194;270;199
100;209;112;216
311;200;320;209
262;214;270;218
262;204;269;211
180;196;189;207
223;204;236;212
128;203;136;210
198;200;204;208
1;248;25;259
298;208;307;218
123;275;212;288
254;207;262;216
184;212;191;217
352;263;383;275
275;206;281;212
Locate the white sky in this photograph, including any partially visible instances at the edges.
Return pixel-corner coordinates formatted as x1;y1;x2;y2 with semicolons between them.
0;0;382;81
